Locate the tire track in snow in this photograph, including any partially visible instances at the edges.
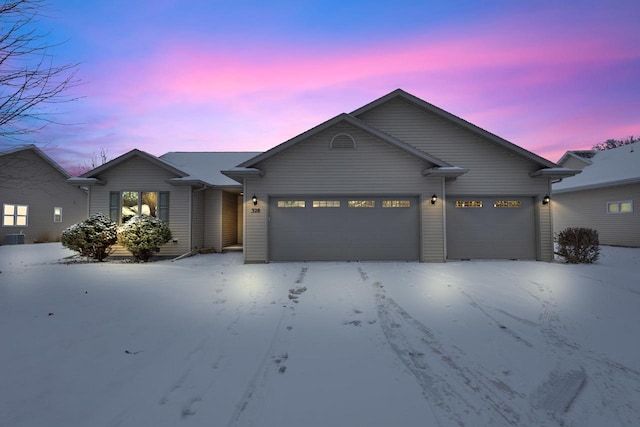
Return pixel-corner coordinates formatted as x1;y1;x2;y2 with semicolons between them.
366;275;527;426
456;263;640;424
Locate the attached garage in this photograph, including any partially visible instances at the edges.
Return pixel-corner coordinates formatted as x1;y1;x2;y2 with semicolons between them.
269;196;420;261
446;196;536;259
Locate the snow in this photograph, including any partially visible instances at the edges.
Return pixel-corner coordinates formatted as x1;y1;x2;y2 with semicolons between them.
554;142;640;192
1;244;639;427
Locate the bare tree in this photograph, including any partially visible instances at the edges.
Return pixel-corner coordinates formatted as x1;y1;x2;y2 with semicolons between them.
592;136;638;151
0;0;80;144
75;147;108;175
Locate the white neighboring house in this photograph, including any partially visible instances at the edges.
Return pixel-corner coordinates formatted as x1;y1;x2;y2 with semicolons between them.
553;142;640;247
0;145;87;244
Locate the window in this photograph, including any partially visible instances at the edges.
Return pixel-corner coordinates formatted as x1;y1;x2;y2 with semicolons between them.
2;204;28;226
456;200;483;208
110;191;169;223
382;200;411;208
53;207;62;222
494;200;521;208
348;200;375;208
277;200;306;208
607;200;633;214
313;200;340;208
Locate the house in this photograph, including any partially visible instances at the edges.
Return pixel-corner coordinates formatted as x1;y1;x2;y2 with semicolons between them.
68;150;259;256
0;145;87;244
223;89;577;262
553;142;639;247
73;89;575;261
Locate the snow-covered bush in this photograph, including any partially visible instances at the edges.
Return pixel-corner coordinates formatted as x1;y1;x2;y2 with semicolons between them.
61;213;117;261
117;215;172;262
556;227;600;264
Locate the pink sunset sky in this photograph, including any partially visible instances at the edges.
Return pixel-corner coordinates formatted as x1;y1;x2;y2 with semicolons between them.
13;0;640;173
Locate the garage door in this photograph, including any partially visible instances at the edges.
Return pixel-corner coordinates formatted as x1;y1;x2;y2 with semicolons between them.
446;196;536;259
270;196;419;261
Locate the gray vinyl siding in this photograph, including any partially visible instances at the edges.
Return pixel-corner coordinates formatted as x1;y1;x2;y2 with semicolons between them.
357;98;550;195
243;121;444;262
0;149;87;244
221;191;238;247
191;189;205;250
358;97;553;261
553;183;640;247
204;189;221;251
87;156;191;256
237;195;244;244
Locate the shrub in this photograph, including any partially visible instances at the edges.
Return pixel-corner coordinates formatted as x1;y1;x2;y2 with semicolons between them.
117;215;172;262
556;227;600;264
61;213;117;261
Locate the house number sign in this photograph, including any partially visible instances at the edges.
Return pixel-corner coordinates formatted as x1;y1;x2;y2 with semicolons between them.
251;208;261;213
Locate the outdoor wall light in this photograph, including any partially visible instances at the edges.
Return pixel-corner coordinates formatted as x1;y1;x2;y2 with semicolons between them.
542;194;550;205
252;194;258;206
430;194;438;205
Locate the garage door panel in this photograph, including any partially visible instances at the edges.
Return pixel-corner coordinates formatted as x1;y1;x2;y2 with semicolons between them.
270;196;419;261
446;196;535;260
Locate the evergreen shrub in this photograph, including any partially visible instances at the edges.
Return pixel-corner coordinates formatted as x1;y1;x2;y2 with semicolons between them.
61;213;117;261
117;215;172;262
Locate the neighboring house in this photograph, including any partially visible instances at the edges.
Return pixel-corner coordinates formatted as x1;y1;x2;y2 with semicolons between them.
69;150;259;256
223;89;577;262
0;145;87;244
553;142;639;247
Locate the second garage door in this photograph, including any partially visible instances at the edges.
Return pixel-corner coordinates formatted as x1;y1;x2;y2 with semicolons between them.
446;196;536;260
269;196;419;261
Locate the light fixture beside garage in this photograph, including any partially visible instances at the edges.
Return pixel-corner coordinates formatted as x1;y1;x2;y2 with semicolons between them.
431;194;438;205
542;194;550;205
252;194;258;205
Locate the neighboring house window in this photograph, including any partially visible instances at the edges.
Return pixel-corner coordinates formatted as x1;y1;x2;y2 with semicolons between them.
109;191;169;223
2;204;28;227
607;200;633;214
53;207;63;222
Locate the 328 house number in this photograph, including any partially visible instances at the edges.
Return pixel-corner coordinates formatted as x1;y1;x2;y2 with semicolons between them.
251;208;261;213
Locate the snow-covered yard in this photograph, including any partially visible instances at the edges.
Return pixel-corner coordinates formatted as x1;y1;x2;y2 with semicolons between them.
1;244;639;427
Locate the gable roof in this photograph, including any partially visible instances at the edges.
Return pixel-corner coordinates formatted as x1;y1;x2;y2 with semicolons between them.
80;148;188;179
0;144;71;179
553;142;640;193
160;152;261;186
557;150;595;168
351;89;559;169
237;112;452;168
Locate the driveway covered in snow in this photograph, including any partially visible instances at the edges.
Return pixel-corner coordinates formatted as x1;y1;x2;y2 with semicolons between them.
1;244;639;427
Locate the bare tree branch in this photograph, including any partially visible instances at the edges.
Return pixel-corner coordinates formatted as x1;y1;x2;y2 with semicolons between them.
0;0;80;141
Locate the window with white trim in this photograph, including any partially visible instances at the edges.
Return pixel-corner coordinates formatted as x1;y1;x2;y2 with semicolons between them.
607;200;633;214
3;204;28;226
53;207;62;222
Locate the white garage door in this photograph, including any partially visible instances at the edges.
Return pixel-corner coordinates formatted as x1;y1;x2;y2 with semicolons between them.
269;196;419;261
446;196;536;259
